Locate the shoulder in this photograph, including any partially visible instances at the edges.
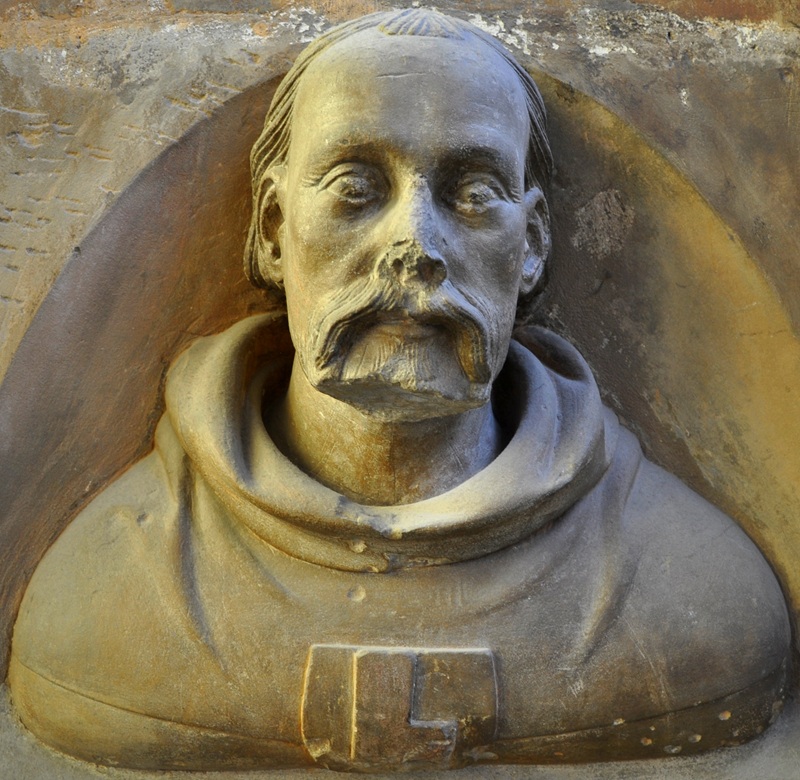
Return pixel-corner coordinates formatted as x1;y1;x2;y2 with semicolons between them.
619;451;790;704
8;427;208;763
11;443;179;666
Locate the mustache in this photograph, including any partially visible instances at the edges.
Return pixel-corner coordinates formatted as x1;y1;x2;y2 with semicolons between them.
307;249;495;384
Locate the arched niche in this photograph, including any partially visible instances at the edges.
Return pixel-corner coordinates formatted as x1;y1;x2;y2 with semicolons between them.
0;63;797;695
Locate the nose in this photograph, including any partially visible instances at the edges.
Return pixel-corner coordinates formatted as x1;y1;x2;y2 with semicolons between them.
385;241;447;286
386;178;447;286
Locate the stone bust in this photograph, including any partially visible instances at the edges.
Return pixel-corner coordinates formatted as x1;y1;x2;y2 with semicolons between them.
9;8;791;773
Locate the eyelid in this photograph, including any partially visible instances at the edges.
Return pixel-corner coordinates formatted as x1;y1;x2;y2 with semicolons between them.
446;171;509;204
450;170;510;199
318;165;359;189
313;162;384;191
314;162;389;212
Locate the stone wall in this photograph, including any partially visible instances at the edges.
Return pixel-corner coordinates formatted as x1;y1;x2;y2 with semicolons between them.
1;1;798;777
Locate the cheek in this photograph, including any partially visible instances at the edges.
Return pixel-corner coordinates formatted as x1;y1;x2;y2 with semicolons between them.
287;197;334;267
452;212;527;299
288;197;378;288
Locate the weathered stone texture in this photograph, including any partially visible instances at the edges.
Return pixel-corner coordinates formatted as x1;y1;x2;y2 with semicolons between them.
1;2;797;380
0;6;321;380
1;2;799;777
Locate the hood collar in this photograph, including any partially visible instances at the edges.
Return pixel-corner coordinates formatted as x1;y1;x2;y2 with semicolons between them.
166;314;617;572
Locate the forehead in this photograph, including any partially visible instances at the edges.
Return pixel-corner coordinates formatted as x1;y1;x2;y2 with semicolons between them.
289;29;530;170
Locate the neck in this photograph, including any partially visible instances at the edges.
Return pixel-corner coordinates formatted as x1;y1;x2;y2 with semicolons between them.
265;356;505;505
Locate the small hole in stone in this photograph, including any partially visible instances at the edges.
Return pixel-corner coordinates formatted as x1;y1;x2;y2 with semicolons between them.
347;585;366;602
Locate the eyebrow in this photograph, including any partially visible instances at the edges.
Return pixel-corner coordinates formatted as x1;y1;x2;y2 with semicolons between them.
439;145;520;174
305;140;387;174
438;145;524;194
303;139;524;194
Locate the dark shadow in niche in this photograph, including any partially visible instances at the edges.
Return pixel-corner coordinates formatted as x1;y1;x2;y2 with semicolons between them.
0;75;282;673
0;67;796;683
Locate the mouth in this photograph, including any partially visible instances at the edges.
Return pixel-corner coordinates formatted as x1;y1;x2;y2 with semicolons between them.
370;312;442;339
311;277;493;386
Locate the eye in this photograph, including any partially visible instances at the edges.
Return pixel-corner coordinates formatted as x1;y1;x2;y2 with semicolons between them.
320;165;386;209
447;174;505;216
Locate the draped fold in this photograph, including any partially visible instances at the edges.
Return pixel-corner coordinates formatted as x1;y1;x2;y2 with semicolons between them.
166;313;619;571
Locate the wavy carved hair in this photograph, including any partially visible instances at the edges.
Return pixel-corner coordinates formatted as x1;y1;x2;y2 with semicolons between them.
244;8;554;311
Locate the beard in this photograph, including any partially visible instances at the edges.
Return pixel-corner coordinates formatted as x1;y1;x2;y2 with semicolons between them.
295;247;502;421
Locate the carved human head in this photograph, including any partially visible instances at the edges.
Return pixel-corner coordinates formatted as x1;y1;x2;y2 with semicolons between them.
245;9;554;420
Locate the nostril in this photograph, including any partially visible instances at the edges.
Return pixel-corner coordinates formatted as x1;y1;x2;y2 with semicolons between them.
383;244;446;284
419;257;446;284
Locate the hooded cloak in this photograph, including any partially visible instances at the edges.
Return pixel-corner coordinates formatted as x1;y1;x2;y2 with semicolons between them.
9;315;790;771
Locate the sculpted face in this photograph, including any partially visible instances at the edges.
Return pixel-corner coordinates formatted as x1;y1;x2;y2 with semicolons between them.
270;29;549;420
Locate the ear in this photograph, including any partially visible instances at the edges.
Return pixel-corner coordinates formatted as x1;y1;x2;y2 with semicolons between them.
519;186;551;297
255;165;287;288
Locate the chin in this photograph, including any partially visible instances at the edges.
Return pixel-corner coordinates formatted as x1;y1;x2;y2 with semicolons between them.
314;374;493;423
